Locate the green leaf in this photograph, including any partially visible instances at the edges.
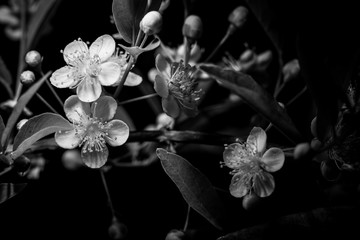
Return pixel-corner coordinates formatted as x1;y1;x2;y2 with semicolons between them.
112;0;162;44
11;113;72;160
156;148;227;230
1;71;51;148
27;0;60;49
199;64;303;143
0;183;27;205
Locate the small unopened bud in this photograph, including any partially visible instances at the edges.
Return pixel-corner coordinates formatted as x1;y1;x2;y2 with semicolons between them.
293;142;311;160
156;113;174;129
282;59;300;83
108;217;128;240
159;0;170;14
17;119;28;130
228;6;248;28
255;50;273;70
239;49;255;63
25;50;42;67
182;15;203;42
165;229;186;240
242;192;261;210
310;138;322;152
61;149;83;171
20;70;35;85
140;11;162;35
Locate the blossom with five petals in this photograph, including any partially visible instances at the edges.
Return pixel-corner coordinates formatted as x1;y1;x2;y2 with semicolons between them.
154;54;202;118
222;127;285;198
50;34;121;102
55;95;129;168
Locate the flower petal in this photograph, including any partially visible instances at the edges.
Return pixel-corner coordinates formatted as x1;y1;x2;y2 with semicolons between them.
81;147;109;168
64;95;91;123
162;96;180;118
98;62;121;86
154;74;169;98
89;34;115;61
155;54;171;79
50;66;77;88
253;171;275;197
247;127;267;155
55;128;82;149
63;39;89;66
223;143;249;169
261;147;285;172
76;77;102;102
105;120;129;146
229;172;249;198
92;96;117;121
124;71;143;86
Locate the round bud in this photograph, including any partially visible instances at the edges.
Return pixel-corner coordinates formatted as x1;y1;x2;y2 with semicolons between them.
228;6;248;28
159;0;170;14
13;155;31;173
293;142;311;160
156;113;175;129
108;218;128;240
16;119;28;130
282;59;300;83
20;70;35;85
239;49;255;63
61;149;83;171
165;229;186;240
310;138;322;152
242;193;261;210
182;15;203;41
140;11;163;35
255;50;273;70
25;50;42;67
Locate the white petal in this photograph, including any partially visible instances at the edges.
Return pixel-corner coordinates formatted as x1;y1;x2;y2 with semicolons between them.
229;172;249;198
89;34;115;61
76;77;102;102
92;96;117;121
253;172;275;197
64;95;91;123
50;66;77;88
81;147;109;168
63;39;89;66
55;128;82;149
247;127;267;154
98;62;121;86
105;120;130;146
261;148;285;172
124;72;143;86
155;54;171;79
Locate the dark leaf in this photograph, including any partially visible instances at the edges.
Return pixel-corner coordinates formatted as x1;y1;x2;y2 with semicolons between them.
156;148;228;230
199;64;303;143
0;56;12;85
11;113;72;160
0;183;27;205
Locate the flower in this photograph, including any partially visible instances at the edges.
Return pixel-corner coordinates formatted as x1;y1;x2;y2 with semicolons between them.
55;95;129;168
222;127;285;198
50;34;121;102
154;54;202;118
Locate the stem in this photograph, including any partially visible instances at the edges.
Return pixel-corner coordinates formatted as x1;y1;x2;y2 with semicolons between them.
183;37;190;66
0;166;12;177
183;204;191;232
44;76;63;107
286;86;308;107
100;169;116;217
14;1;28;101
35;93;60;114
203;25;234;63
113;56;135;99
139;34;148;48
118;93;158;105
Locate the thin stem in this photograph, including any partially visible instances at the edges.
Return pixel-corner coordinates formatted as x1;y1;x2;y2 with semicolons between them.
118;93;158;105
100;169;116;217
113;56;135;99
286;86;308;107
44;76;63;107
14;1;28;101
139;34;148;48
35;93;60;114
183;37;190;66
0;166;12;177
183;204;191;232
203;25;233;63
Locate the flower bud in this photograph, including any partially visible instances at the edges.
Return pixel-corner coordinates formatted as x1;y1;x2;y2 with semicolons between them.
140;11;162;35
108;218;128;240
242;193;261;210
228;6;248;28
282;59;300;83
156;113;175;129
293;142;311;160
25;50;42;67
182;15;203;42
159;0;170;14
20;70;35;85
165;229;186;240
16;119;28;130
61;149;83;171
239;49;255;63
255;50;273;70
310;138;322;152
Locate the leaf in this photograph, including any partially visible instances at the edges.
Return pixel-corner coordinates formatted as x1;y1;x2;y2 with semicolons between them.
0;115;4;152
0;56;12;85
27;0;60;49
199;64;303;143
0;183;27;205
11;113;72;160
1;71;51;148
156;148;227;230
112;0;162;44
